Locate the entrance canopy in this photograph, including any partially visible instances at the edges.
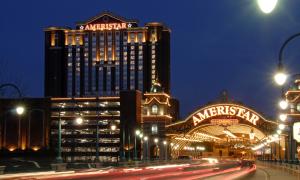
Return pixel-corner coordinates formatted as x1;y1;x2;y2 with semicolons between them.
166;102;279;155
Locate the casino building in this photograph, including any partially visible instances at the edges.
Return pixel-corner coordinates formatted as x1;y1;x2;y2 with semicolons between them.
43;12;178;162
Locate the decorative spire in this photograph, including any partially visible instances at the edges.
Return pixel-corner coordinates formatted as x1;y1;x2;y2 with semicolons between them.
219;90;229;102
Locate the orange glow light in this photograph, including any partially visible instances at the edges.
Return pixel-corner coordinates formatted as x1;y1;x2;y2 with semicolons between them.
32;146;40;151
8;146;16;152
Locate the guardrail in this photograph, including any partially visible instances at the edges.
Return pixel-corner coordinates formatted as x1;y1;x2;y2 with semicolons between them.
258;160;300;175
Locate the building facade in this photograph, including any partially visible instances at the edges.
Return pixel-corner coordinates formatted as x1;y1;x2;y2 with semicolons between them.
50;91;141;162
43;12;177;162
45;11;170;98
0;98;51;155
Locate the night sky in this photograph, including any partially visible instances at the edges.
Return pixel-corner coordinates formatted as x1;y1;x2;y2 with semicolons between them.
1;0;300;119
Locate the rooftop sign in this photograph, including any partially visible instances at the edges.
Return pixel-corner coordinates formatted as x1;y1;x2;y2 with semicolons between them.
80;23;132;31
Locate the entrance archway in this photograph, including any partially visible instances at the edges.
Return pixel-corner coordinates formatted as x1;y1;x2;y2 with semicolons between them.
166;102;284;160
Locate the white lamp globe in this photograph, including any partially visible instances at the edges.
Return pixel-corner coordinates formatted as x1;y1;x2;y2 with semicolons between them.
274;72;287;86
279;100;288;110
279;114;287;122
257;0;278;14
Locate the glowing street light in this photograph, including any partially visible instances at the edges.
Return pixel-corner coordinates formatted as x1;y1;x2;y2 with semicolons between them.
16;106;25;115
154;138;158;143
144;136;148;141
135;130;141;136
110;124;117;131
257;0;278;14
163;141;167;160
144;136;148;161
139;133;143;138
274;72;287;86
279;100;288;110
76;117;83;125
134;129;141;160
277;129;282;134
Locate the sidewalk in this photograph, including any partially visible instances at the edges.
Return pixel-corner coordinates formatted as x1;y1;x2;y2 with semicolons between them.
243;161;300;180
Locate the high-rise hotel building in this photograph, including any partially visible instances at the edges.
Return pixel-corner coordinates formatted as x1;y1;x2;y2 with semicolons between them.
45;11;170;98
42;12;178;162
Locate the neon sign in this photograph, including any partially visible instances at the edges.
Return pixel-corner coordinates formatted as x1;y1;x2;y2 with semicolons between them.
193;105;260;126
80;23;131;31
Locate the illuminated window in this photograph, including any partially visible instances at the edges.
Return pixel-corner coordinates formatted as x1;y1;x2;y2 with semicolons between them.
151;124;158;134
152;105;158;114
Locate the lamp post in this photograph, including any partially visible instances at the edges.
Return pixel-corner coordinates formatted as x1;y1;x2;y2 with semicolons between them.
0;83;24;150
16;106;24;149
163;140;167;160
56;104;63;163
95;101;100;162
273;33;300;162
134;130;140;160
110;124;116;162
154;138;158;160
144;136;148;161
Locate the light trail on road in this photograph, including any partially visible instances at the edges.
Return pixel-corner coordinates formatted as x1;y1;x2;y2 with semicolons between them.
1;160;256;180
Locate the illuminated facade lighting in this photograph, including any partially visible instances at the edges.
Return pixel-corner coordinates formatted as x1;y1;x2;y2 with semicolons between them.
195;132;221;140
45;12;171;97
174;137;203;143
223;129;237;138
279;124;285;130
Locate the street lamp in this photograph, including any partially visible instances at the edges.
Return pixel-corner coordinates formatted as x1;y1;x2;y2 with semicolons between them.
134;130;141;160
274;71;287;86
16;106;25;115
143;136;148;161
273;32;300;162
56;104;64;163
279;99;288;110
111;124;116;131
15;105;25;150
76;117;83;125
110;124;116;162
154;138;159;160
279;114;287;122
163;141;167;160
257;0;278;14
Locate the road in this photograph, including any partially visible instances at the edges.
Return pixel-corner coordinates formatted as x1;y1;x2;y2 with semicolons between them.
1;159;299;180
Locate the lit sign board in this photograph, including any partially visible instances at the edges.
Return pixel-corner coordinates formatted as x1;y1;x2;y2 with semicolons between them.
80;23;131;31
210;119;239;126
293;122;300;142
193;105;260;126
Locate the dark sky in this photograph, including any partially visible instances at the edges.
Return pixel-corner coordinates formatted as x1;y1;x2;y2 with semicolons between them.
1;0;300;118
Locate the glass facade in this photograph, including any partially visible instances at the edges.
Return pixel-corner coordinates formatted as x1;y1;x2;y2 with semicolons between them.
66;30;146;97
